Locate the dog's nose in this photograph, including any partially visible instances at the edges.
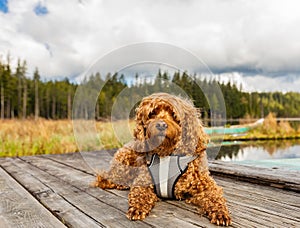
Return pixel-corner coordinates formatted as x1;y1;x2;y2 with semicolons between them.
156;121;168;131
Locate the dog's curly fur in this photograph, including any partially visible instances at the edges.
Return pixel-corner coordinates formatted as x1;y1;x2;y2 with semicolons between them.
93;93;231;226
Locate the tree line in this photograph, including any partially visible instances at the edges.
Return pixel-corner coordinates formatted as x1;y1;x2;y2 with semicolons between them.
1;58;300;120
0;59;75;119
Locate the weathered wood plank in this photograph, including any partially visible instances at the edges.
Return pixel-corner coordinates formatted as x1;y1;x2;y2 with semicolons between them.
48;151;300;192
0;166;65;228
1;157;150;228
26;153;298;227
2;151;300;228
166;200;263;228
43;150;116;175
209;161;300;192
18;155;215;227
46;152;300;227
215;176;299;205
216;177;300;214
0;158;108;228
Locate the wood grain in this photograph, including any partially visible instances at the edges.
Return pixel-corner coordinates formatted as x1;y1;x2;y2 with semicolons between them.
1;151;300;228
209;160;300;192
0;166;65;228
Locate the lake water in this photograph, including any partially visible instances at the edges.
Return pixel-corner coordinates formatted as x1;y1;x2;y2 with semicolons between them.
208;140;300;171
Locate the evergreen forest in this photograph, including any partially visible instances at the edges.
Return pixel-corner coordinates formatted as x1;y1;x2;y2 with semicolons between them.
1;59;300;120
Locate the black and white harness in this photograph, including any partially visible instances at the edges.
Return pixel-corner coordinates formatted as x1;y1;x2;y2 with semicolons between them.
147;154;197;199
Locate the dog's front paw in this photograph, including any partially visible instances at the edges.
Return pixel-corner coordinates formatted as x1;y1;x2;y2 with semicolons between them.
127;207;148;220
92;174;114;189
210;212;232;226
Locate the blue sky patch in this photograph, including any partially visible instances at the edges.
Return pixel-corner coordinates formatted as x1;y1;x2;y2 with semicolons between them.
34;2;48;16
0;0;8;13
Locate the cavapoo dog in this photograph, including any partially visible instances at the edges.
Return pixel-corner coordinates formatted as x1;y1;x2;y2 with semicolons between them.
93;93;231;226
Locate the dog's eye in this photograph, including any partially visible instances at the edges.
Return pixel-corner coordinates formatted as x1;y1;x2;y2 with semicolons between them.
172;113;181;125
148;111;156;119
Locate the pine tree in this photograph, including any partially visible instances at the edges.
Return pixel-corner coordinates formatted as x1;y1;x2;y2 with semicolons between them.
16;59;23;118
34;67;40;120
21;61;28;119
0;61;4;119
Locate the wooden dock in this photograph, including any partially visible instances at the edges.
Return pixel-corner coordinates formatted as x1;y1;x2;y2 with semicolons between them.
0;151;299;227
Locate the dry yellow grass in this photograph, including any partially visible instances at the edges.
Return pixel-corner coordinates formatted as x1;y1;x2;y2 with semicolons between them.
0;119;135;157
261;113;278;135
225;113;300;141
261;113;295;136
1;116;297;157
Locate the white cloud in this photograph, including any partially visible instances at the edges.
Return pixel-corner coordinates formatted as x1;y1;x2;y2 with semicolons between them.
204;72;300;93
196;72;300;93
243;75;300;93
0;0;300;90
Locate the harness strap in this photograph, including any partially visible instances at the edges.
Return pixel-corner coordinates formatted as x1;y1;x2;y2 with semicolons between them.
148;154;197;199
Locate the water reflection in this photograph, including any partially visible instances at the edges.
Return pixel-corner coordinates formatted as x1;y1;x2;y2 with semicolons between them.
211;140;300;161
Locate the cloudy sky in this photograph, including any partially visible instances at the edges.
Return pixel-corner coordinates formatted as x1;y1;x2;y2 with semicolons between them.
0;0;300;92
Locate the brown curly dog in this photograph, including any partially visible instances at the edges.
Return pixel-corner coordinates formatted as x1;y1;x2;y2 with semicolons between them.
93;93;231;226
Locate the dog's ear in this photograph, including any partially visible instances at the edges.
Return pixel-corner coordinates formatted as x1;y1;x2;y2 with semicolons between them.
133;124;144;140
195;119;209;155
174;97;208;156
133;99;150;141
190;109;208;156
131;98;153;153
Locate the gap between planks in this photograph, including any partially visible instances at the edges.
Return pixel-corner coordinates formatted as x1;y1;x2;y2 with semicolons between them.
2;152;300;228
0;166;65;228
2;156;211;228
43;152;300;227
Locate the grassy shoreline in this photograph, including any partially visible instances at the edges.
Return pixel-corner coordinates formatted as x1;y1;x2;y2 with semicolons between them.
1;116;299;157
221;113;300;141
0;119;77;157
223;134;300;141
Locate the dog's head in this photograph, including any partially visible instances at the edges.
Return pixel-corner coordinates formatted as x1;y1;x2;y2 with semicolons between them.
132;93;208;157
